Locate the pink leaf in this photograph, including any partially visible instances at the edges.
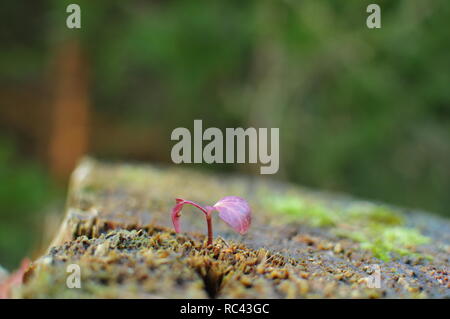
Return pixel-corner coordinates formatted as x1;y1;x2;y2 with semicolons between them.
213;196;251;234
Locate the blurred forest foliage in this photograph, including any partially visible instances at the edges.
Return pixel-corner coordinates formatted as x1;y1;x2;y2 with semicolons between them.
0;0;449;268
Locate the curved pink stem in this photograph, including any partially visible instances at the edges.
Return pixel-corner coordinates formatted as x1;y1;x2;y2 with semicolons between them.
178;200;208;215
171;199;214;245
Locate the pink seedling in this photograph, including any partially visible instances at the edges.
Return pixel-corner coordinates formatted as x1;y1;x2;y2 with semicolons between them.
171;196;251;245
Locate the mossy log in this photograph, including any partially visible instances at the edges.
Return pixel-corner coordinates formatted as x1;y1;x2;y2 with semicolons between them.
16;158;450;298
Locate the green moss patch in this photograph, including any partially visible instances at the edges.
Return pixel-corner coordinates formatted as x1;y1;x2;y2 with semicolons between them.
267;195;431;262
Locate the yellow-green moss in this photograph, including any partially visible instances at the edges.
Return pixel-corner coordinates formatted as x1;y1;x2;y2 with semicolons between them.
267;196;337;227
267;195;431;262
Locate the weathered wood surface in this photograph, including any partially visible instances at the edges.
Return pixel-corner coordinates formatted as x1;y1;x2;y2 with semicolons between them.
16;158;450;298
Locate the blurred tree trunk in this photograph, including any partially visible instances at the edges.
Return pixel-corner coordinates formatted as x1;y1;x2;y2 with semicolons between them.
48;39;90;181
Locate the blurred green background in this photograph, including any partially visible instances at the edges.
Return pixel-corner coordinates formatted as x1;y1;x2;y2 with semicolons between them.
0;0;449;269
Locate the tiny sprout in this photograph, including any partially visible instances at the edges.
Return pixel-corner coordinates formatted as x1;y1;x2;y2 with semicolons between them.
171;196;252;245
